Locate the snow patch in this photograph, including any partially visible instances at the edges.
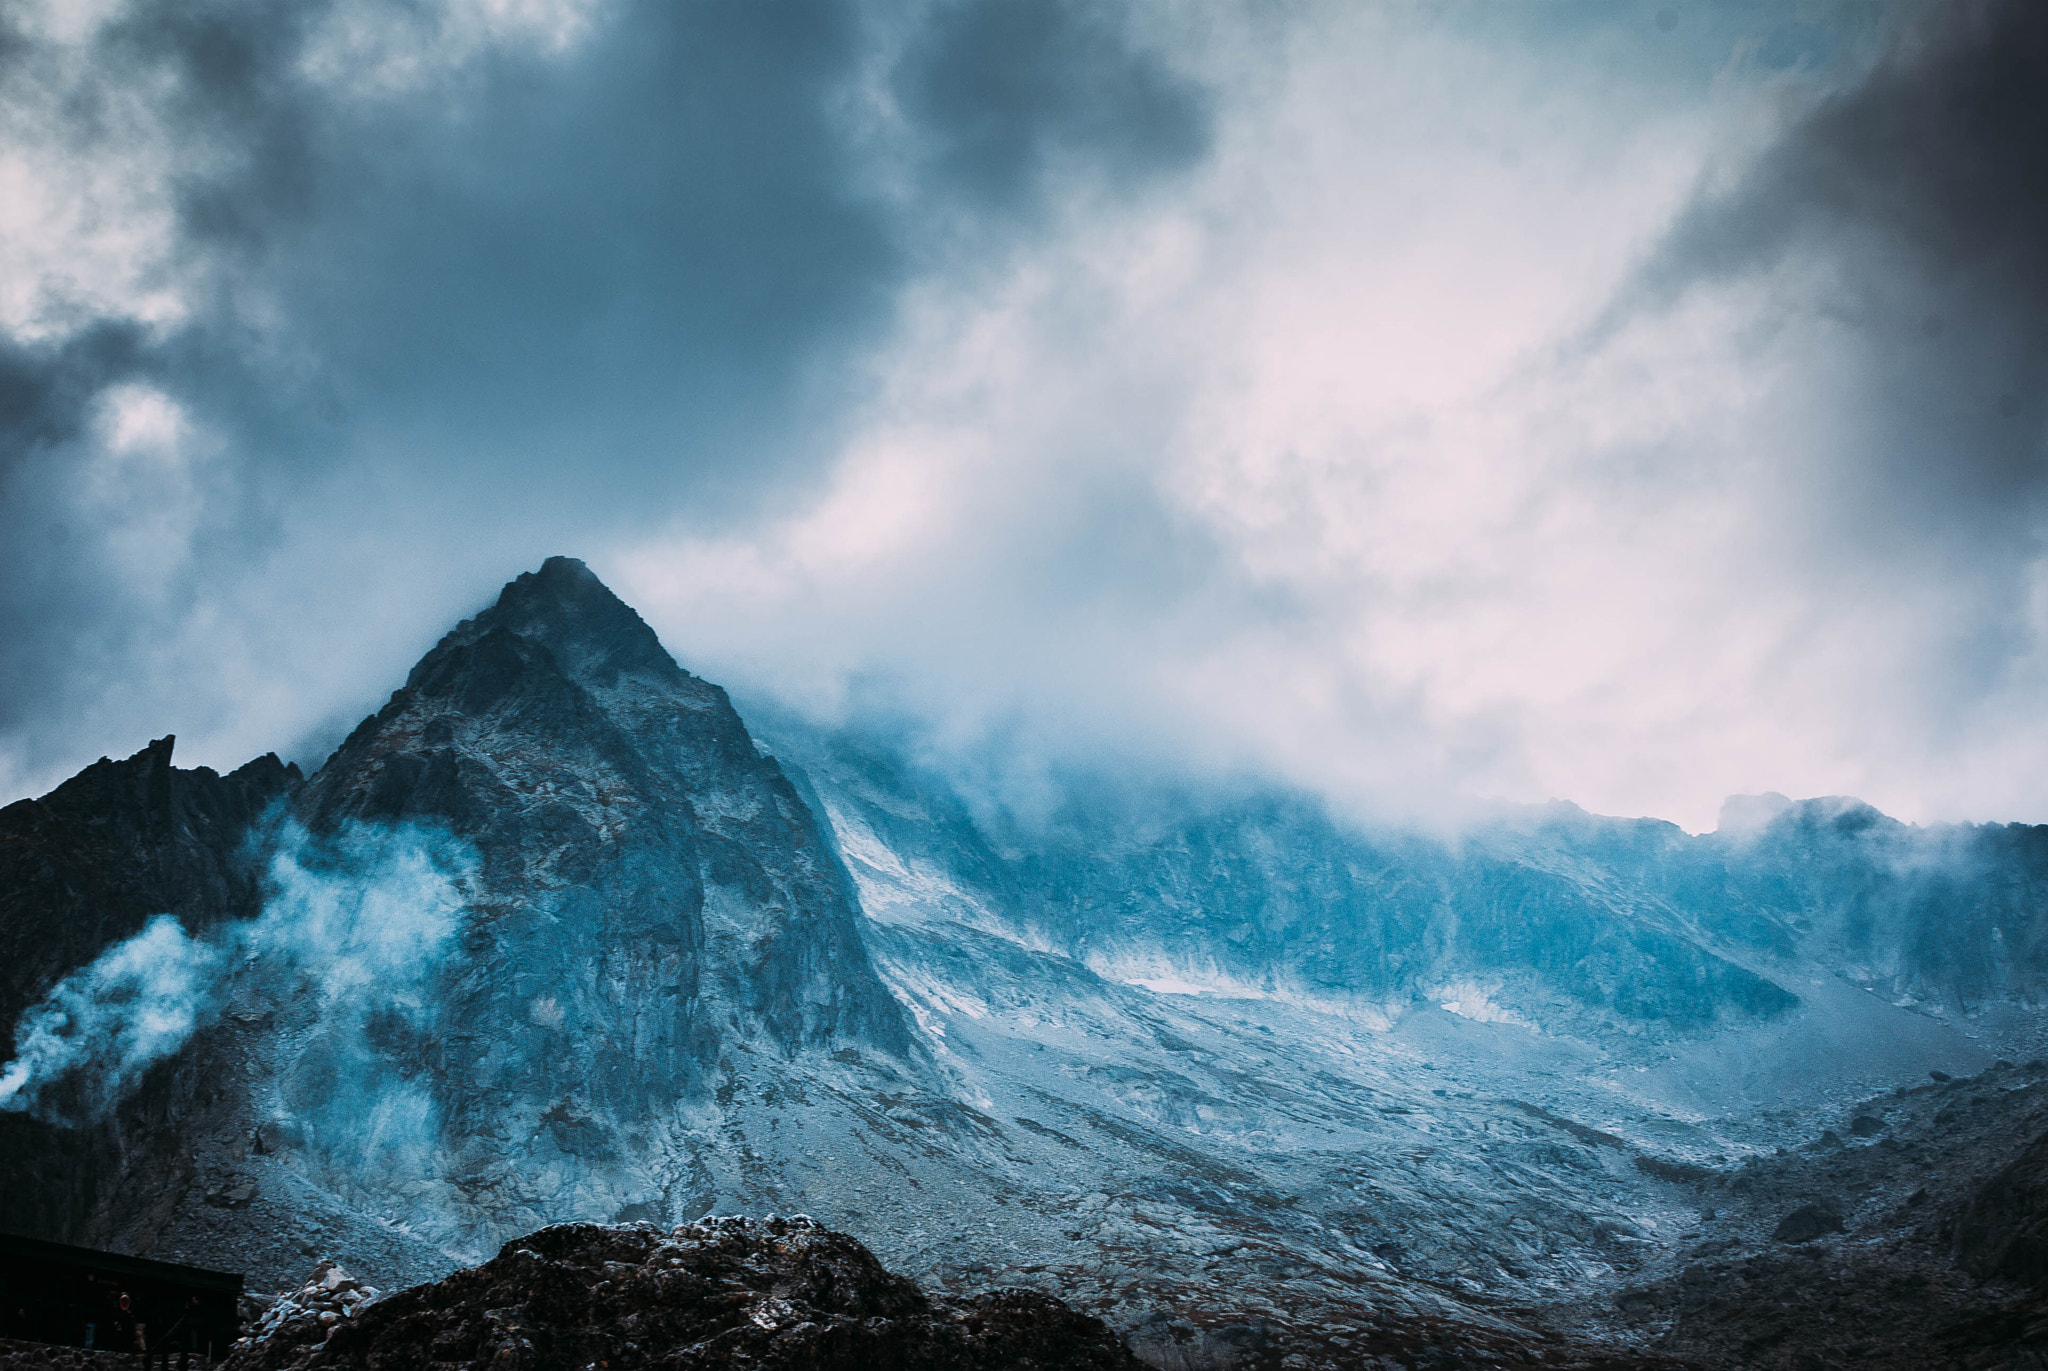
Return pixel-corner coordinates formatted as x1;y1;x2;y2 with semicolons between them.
827;803;1058;955
1085;949;1400;1030
1430;981;1534;1029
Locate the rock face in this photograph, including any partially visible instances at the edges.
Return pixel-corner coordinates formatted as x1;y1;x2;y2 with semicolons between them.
0;561;934;1284
761;720;2048;1043
0;737;298;1036
756;726;1804;1041
298;555;908;1062
273;557;916;1251
222;1219;1138;1371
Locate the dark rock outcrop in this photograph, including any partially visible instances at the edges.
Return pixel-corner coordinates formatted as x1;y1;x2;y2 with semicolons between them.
0;737;297;1248
0;736;297;1033
1954;1128;2048;1287
222;1218;1138;1371
1609;1062;2048;1370
1772;1200;1844;1243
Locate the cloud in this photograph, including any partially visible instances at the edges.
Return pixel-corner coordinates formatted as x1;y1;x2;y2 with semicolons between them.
1575;0;2048;816
616;1;2048;833
0;0;910;798
617;2;1758;825
891;0;1212;215
1616;0;2048;554
5;0;2047;837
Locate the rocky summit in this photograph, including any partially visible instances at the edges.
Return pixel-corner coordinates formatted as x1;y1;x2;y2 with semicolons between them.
275;555;920;1256
299;555;908;1065
5;558;2048;1370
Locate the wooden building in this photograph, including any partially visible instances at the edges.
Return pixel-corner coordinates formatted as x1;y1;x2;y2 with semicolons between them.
0;1232;241;1361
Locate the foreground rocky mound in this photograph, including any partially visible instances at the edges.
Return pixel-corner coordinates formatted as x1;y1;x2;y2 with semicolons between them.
1604;1060;2048;1369
223;1217;1137;1371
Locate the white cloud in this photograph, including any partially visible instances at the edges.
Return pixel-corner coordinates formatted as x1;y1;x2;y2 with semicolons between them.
620;3;1898;831
0;2;191;344
298;0;607;100
13;0;2037;841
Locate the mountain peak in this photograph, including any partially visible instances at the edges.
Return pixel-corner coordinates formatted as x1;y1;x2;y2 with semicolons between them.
490;555;627;622
471;556;682;689
508;555;606;603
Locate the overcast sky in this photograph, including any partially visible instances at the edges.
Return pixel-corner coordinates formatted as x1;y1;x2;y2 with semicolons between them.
2;0;2043;832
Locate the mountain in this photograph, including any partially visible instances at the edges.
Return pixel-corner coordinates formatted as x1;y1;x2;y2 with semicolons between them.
4;558;2048;1370
757;711;2048;1086
277;555;917;1250
300;555;908;1060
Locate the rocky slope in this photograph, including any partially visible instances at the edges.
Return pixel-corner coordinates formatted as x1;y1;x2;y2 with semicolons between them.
4;558;2048;1370
258;556;922;1258
754;716;2048;1050
1600;1059;2048;1369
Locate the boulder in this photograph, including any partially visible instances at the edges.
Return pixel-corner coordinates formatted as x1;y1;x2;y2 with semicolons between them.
1772;1202;1844;1244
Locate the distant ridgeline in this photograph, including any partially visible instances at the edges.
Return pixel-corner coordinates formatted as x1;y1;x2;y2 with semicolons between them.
759;709;2048;1035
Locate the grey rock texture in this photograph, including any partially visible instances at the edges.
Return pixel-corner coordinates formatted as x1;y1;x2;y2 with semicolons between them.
264;556;920;1258
299;556;908;1064
759;715;2048;1046
1954;1126;2048;1287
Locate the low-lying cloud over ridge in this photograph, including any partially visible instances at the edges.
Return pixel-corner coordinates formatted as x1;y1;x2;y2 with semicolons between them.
2;0;2044;832
0;819;472;1122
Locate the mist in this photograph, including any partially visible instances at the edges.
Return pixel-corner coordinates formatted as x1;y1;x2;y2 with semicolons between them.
0;819;474;1124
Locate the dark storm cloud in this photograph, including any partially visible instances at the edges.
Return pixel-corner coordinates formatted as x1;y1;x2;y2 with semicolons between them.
274;2;902;517
0;6;295;739
893;0;1213;213
111;3;323;244
0;326;151;460
0;0;1231;796
1621;0;2048;560
0;324;156;735
0;0;905;779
